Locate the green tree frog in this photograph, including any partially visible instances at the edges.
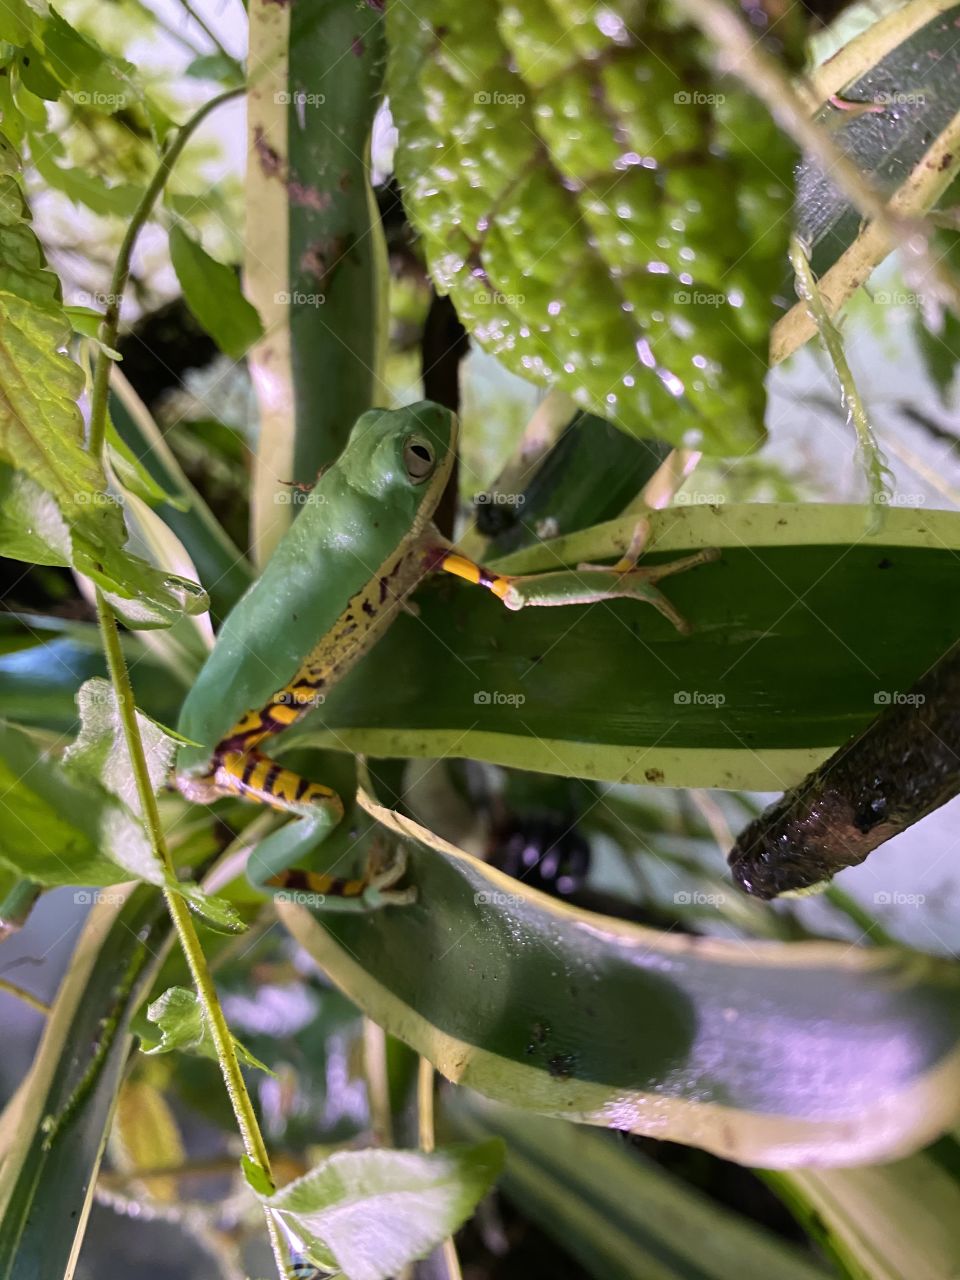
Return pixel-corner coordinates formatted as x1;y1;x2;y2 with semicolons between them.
175;402;718;907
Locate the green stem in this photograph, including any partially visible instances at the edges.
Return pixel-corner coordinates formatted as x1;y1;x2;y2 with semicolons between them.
87;87;242;460
93;594;286;1277
86;86;288;1280
789;235;892;519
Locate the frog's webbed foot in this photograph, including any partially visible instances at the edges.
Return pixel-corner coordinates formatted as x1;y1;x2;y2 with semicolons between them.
363;841;418;908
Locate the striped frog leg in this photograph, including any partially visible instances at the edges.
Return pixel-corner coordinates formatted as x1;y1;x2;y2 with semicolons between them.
199;536;447;906
437;518;720;634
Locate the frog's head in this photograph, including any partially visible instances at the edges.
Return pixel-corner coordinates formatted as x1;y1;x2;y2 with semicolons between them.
343;402;458;515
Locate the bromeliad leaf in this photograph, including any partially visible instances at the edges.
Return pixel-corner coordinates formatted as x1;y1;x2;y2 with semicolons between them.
248;1141;504;1280
388;0;795;454
169;224;263;360
142;986;271;1073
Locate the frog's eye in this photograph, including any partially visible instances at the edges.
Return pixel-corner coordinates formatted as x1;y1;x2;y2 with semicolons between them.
403;437;435;482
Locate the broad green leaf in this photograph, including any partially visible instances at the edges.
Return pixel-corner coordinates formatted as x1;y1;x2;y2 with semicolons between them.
249;1141;504;1280
278;794;960;1168
0;885;170;1279
284;503;960;791
142;986;270;1072
168;224;262;361
0;718;156;886
451;1095;830;1280
388;0;794;454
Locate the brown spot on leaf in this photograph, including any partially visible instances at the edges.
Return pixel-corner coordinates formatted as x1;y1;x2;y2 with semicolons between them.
644;768;665;784
288;181;331;212
253;126;284;180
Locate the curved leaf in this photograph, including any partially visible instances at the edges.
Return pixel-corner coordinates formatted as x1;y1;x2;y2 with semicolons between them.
279;794;960;1169
284;503;960;790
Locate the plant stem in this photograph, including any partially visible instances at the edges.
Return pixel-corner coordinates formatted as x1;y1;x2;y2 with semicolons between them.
86;86;287;1279
789;236;892;518
87;87;242;461
417;1059;464;1280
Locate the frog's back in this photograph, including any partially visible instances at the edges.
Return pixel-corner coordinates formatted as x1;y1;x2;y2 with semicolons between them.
177;404;454;774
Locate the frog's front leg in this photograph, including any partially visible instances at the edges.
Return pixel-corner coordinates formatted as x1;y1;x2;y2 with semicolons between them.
437;519;719;634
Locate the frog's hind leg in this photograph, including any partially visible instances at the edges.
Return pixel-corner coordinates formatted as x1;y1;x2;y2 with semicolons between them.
213;749;344;820
263;834;416;910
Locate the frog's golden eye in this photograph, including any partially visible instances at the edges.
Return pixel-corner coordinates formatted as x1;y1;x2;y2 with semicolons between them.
403;437;435;482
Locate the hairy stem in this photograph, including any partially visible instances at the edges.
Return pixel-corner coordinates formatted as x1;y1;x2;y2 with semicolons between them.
86;87;288;1279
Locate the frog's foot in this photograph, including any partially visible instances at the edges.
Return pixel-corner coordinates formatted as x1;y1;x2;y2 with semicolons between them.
362;842;417;908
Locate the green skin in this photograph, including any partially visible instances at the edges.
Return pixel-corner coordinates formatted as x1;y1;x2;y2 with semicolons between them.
175;402;717;909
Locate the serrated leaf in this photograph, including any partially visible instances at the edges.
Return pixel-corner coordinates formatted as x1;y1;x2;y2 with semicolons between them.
0;132;208;624
169;224;263;360
0;458;71;564
142;986;271;1072
176;881;245;933
250;1142;504;1280
0;718;156;885
32;143;144;217
63;677;177;810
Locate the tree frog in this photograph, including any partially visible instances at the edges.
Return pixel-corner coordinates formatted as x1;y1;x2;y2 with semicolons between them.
175;401;718;907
